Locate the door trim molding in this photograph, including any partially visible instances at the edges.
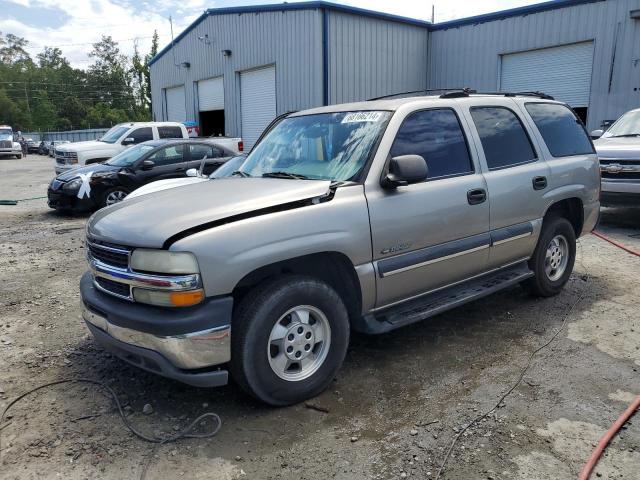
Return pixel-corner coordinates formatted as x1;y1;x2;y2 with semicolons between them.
377;232;491;278
490;221;534;245
376;220;536;278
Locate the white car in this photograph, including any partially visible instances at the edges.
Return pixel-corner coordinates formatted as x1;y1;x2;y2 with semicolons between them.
126;154;246;200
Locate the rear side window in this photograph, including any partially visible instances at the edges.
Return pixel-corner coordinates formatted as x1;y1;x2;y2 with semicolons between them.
148;145;185;166
470;107;536;170
128;127;153;144
525;103;594;157
158;126;183;139
390;108;473;180
189;144;224;159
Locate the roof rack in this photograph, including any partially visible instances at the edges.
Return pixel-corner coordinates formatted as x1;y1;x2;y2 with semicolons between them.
367;88;469;101
439;89;555;100
366;89;555;102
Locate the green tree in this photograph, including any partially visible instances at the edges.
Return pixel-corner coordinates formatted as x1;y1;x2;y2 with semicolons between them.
0;32;31;64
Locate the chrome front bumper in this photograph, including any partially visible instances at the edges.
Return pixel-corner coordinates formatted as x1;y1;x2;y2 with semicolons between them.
82;305;231;369
601;179;640;194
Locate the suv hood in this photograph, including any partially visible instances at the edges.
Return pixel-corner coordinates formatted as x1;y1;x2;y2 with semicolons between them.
58;140;114;153
88;178;332;248
594;137;640;159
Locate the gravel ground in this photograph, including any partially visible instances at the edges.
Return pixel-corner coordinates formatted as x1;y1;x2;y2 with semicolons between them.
0;155;638;480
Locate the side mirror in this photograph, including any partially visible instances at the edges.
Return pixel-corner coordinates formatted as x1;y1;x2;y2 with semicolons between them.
186;168;198;177
590;129;604;140
382;155;428;189
141;160;155;170
122;137;135;145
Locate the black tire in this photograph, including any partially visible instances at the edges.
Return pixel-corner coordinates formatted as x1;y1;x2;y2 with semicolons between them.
100;187;129;208
15;154;22;159
230;275;350;406
523;216;576;297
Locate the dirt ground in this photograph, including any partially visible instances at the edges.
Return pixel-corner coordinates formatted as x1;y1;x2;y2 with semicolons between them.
0;154;638;480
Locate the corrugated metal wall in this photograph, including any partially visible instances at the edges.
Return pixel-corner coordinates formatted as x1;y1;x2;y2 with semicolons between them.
150;9;324;137
328;11;429;104
427;0;640;130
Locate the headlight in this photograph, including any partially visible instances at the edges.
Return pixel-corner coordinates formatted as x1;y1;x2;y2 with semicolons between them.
63;178;83;190
130;249;199;274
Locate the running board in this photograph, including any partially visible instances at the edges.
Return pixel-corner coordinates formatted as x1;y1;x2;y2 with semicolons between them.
355;261;534;334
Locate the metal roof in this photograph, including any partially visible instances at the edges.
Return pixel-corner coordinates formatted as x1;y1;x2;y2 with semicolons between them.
148;1;431;67
430;0;604;30
148;0;603;66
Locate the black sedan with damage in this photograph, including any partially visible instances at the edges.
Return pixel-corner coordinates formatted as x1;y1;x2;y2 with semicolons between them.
47;139;235;212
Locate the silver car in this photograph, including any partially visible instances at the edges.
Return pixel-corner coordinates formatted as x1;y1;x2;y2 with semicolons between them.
592;108;640;205
80;92;600;405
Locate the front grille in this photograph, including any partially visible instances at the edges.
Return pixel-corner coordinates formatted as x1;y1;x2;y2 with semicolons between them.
0;140;11;148
600;159;640;181
56;157;65;165
88;242;130;269
602;171;640;180
95;277;130;298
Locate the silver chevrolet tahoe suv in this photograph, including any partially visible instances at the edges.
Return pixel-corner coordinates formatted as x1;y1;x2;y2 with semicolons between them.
591;108;640;205
80;92;600;405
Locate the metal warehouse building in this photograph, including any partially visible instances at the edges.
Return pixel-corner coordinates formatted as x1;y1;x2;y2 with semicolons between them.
149;0;640;147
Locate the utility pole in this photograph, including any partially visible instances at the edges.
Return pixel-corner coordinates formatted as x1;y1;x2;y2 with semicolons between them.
23;83;30;114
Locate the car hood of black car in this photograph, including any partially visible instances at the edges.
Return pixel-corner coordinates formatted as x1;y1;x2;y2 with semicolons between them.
56;163;122;182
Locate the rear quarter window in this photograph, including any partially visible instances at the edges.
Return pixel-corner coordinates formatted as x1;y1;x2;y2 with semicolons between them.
525;103;594;157
158;126;184;139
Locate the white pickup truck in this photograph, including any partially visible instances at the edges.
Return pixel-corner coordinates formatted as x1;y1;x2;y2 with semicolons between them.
54;122;243;175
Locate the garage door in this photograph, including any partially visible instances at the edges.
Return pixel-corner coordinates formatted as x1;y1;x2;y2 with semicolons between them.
198;77;224;111
240;66;276;149
165;85;186;122
500;42;594;107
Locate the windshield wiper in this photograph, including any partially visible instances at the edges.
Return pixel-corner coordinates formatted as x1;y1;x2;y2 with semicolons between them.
610;134;640;138
232;170;251;177
262;171;311;180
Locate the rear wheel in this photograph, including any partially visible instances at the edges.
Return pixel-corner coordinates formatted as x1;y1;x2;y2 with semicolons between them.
102;187;129;207
523;216;576;297
15;154;22;159
230;275;350;406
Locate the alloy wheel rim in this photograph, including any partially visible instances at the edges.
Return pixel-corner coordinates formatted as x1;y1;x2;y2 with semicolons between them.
105;190;127;206
267;305;331;381
544;234;569;281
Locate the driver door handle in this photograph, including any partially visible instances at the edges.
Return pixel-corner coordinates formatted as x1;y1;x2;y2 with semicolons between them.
532;176;547;190
467;188;487;205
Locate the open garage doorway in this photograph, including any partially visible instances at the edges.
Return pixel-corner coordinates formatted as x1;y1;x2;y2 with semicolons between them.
197;76;225;137
200;109;225;137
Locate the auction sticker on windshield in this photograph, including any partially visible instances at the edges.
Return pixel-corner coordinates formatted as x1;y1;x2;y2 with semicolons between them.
341;111;385;123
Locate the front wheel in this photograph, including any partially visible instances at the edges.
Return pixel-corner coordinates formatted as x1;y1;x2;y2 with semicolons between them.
15;154;22;159
101;187;129;207
523;216;576;297
231;275;350;406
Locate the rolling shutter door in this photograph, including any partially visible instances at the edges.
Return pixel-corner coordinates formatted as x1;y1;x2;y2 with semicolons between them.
500;42;594;107
240;66;276;149
198;77;224;111
165;85;186;122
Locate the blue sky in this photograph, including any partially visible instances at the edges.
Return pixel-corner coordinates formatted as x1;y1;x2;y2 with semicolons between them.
0;0;538;67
